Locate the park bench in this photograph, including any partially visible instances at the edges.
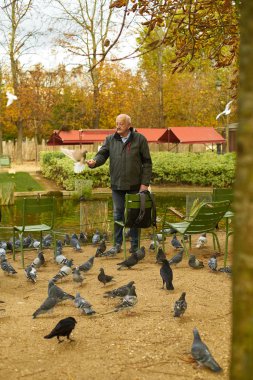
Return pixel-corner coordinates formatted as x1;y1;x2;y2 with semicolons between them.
0;155;11;168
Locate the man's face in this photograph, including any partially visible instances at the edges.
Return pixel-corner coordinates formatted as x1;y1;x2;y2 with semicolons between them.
116;116;130;137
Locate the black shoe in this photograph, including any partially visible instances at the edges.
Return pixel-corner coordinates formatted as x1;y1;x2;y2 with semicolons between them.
129;246;138;254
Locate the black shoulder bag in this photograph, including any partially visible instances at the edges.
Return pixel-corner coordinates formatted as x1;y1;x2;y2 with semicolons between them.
125;191;157;228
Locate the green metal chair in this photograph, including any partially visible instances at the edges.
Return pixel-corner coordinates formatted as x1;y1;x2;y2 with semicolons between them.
162;200;231;256
212;188;234;266
115;193;157;258
13;197;56;267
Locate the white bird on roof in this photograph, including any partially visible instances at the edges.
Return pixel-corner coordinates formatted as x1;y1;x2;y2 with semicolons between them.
61;148;87;173
6;91;18;107
216;100;233;120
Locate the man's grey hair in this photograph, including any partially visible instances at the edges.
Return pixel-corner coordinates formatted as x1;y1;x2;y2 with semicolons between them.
116;114;131;126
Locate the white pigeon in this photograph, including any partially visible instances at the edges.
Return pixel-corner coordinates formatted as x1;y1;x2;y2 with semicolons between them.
61;148;87;173
196;233;207;249
216;100;233;120
6;91;18;107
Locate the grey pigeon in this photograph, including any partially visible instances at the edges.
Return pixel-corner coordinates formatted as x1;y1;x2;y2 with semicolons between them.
103;281;135;298
78;256;94;272
149;240;156;251
51;259;74;283
24;264;37;283
79;232;88;244
168;248;184;266
64;234;71;245
117;252;138;270
0;248;6;257
114;285;138;312
98;268;114;285
32;251;45;269
55;252;68;265
156;247;166;264
135;246;146;262
171;234;183;249
173;292;187;317
70;234;82;251
72;267;84;286
160;259;174;290
74;292;96;315
92;230;100;245
1;256;17;275
218;266;232;274
102;243;121;257
48;280;75;301
188;255;204;269
191;327;222;372
32;296;58;318
208;254;218;271
95;239;106;257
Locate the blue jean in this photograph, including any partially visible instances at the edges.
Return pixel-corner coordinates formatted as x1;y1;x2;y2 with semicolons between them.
112;190;139;248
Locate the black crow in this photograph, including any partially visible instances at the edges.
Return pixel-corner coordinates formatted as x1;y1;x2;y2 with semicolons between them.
44;317;77;343
160;259;174;290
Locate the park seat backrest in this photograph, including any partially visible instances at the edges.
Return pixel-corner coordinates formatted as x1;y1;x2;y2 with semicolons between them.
185;200;231;234
212;188;234;211
21;197;56;229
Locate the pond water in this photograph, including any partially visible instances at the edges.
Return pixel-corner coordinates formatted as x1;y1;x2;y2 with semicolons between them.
0;192;212;242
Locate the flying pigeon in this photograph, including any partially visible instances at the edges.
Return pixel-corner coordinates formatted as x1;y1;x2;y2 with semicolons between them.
188;255;204;269
48;280;75;302
191;327;222;372
74;293;96;315
160;259;174;290
98;268;115;285
6;91;18;107
44;317;77;343
171;234;183;250
114;285;138;312
103;281;135;298
208;254;218;271
216;100;233;120
168;248;184;266
32;296;58;318
173;292;187;317
61;148;87;173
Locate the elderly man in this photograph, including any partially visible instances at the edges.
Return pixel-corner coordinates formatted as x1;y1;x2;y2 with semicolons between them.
86;114;152;254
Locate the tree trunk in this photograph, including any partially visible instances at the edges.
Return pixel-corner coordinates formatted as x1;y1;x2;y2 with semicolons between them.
92;84;101;129
231;2;253;379
16;120;23;164
157;48;164;129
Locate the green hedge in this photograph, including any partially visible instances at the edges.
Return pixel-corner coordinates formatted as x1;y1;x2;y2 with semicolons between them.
40;151;236;190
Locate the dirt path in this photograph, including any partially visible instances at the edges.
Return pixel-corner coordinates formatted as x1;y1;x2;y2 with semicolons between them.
0;234;232;380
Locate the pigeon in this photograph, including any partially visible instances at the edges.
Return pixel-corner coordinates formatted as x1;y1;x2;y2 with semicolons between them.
44;317;77;343
95;239;106;257
51;259;74;283
188;255;204;269
135;246;146;262
48;280;75;302
196;233;207;248
22;235;33;248
74;293;96;315
55;252;68;265
98;268;114;285
216;100;233;120
70;234;82;251
0;248;6;257
168;248;184;266
72;267;84;286
114;285;138;312
6;91;18;107
171;234;183;249
24;264;37;283
103;281;135;298
208;254;218;271
32;251;45;269
78;256;94;272
191;327;222;372
156;247;166;263
218;266;232;274
42;234;52;248
117;252;138;270
102;243;121;257
64;234;71;245
173;292;187;317
61;147;87;173
149;240;156;251
160;259;174;290
92;230;100;245
79;232;88;244
1;256;17;275
32;296;58;318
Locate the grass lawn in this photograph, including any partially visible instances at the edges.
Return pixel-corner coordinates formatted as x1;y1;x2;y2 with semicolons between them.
0;172;44;192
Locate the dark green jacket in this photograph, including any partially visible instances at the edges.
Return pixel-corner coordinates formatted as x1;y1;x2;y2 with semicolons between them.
93;129;152;190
